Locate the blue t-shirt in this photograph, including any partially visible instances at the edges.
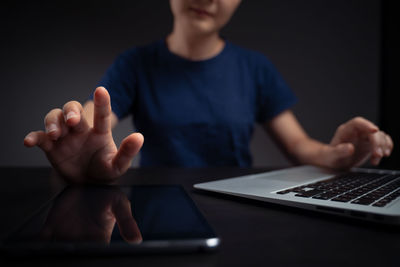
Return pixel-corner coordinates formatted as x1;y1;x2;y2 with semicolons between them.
95;39;297;167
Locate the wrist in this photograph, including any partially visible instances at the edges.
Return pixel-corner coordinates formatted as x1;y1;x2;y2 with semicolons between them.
289;138;330;168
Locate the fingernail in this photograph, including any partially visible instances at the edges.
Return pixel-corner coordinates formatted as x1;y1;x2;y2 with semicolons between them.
46;123;57;133
24;133;32;141
385;149;390;155
376;148;383;157
66;111;77;121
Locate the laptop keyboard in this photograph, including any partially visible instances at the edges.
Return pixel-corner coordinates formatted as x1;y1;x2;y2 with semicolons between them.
276;172;400;207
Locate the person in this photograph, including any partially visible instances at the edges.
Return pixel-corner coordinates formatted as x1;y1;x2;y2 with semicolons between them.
24;0;393;183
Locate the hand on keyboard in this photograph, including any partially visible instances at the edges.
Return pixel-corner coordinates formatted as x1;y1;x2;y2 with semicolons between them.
327;117;393;169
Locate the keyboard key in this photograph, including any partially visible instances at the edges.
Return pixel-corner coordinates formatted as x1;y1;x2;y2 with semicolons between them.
294;189;324;198
351;198;375;205
312;194;331;200
331;197;351;202
276;190;291;194
372;201;387;207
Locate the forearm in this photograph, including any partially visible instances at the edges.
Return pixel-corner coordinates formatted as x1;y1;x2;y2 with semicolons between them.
266;111;392;170
265;110;333;169
287;136;330;168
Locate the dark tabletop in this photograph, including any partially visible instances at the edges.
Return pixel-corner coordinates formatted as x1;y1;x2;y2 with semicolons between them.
0;167;399;267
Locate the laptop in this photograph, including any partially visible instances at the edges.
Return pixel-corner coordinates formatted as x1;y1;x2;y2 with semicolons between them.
194;165;400;224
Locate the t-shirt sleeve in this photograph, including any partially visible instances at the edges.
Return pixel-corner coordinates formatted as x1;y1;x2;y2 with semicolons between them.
90;50;136;120
255;55;297;123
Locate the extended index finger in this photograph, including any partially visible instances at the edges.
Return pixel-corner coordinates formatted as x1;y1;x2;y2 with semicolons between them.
93;87;112;134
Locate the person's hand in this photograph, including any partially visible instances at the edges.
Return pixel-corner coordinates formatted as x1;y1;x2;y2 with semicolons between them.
323;117;393;169
39;186;142;244
24;87;144;183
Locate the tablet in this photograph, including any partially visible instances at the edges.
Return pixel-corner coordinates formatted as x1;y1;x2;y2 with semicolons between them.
1;185;219;255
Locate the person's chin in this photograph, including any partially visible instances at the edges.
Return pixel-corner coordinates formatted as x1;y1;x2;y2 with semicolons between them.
187;20;217;36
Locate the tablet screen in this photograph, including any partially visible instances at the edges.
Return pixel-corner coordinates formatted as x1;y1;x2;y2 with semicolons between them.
2;185;219;255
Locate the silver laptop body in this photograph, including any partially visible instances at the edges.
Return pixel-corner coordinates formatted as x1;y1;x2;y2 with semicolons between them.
194;165;400;224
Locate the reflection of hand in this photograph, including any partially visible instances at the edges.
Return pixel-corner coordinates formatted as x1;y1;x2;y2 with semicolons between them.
40;186;142;244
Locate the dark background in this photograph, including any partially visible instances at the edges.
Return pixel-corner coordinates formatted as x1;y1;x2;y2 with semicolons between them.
1;0;391;168
380;1;399;170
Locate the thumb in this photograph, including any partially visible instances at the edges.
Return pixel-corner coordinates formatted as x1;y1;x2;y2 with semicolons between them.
333;143;355;157
112;132;144;176
324;143;355;169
